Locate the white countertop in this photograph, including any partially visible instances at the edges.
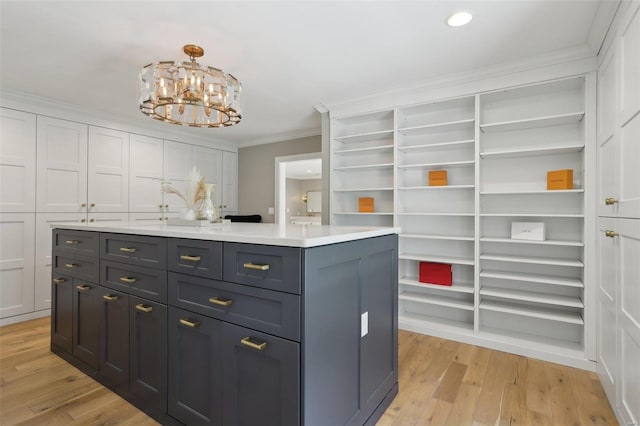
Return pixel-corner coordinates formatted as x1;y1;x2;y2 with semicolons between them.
51;222;400;248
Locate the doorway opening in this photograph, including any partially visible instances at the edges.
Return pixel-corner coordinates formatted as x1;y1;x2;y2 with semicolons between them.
274;153;322;224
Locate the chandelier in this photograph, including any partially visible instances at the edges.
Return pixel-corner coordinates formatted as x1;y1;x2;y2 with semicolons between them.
138;44;242;128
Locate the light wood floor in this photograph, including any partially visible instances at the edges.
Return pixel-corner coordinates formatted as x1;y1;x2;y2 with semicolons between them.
0;318;617;426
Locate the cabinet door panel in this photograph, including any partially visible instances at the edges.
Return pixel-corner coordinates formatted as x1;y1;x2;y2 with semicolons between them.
163;141;192;213
619;114;640;218
168;307;223;426
621;3;640;125
88;126;129;212
36;116;88;212
72;280;100;369
98;287;129;395
222;322;299;426
0;108;36;212
222;151;237;214
0;213;35;318
51;273;73;353
193;146;223;207
129;134;163;213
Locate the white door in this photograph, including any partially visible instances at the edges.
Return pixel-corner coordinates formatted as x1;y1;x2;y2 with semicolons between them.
163;140;192;213
0;213;35;318
222;151;238;215
36;116;88;213
87;126;129;213
129;134;164;213
193;145;223;207
0;108;36;213
34;212;85;311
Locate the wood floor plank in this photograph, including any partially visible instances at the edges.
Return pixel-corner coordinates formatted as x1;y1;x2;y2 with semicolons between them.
432;361;467;403
547;363;582;426
526;357;553;418
444;382;482;425
571;365;617;425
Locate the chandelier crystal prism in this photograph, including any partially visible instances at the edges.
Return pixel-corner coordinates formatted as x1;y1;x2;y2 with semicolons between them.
138;44;242;128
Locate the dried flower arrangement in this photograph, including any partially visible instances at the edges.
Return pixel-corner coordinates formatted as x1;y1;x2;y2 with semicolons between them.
161;166;207;220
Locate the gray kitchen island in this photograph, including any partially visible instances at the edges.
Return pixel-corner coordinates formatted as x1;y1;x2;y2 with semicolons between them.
49;222;399;426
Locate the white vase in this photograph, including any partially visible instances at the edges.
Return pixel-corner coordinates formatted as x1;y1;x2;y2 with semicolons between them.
183;208;196;220
198;183;219;221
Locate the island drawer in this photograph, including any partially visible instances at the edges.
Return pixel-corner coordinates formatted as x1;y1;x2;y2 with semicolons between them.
53;230;99;257
168;272;301;341
52;252;99;283
168;239;222;280
223;243;302;294
101;233;167;269
101;260;168;303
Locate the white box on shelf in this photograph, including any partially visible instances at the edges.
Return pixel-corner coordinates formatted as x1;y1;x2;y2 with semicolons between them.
511;222;545;241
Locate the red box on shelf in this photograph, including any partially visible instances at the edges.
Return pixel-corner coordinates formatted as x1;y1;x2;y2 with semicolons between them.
419;262;452;286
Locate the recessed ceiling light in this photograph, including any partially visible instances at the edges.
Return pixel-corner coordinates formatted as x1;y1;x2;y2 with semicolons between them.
447;11;472;27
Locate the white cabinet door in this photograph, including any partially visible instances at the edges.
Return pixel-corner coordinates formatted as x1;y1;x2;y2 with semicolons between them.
620;3;640;126
619;112;640;219
222;151;238;215
87;126;129;213
0;108;36;212
163;140;192;213
34;212;85;311
0;213;35;318
193;145;223;207
129;134;164;213
129;212;165;225
36;116;88;213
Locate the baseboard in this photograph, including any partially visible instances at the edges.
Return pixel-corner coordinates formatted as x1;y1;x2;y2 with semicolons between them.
0;309;50;327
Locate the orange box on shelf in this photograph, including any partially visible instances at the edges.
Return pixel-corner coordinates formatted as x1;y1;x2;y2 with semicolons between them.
547;169;574;190
358;197;374;212
428;170;448;186
419;262;452;286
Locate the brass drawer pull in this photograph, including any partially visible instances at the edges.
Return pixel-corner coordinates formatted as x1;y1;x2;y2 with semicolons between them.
135;304;152;313
605;197;619;205
65;263;78;268
241;337;267;351
103;294;119;302
119;276;137;284
209;297;233;307
119;247;137;253
179;318;200;328
180;255;201;262
65;240;79;245
243;262;270;271
605;230;620;238
76;284;90;291
53;277;66;284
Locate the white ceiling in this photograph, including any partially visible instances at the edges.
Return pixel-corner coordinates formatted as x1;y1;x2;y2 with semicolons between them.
285;158;322;180
0;1;614;147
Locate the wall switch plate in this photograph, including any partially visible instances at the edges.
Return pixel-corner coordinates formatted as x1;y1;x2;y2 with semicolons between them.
268;207;274;215
361;312;368;337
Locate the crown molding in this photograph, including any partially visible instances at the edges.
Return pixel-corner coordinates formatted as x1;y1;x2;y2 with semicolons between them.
0;89;238;152
235;127;321;148
587;0;621;55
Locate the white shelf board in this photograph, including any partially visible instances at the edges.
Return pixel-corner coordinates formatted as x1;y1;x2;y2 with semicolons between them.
398;139;474;151
398;185;475;190
333;129;393;143
398;212;475;217
334;144;394;155
398;118;475;135
401;233;474;241
480;270;583;288
400;253;475;265
400;276;474;293
478;327;584;356
480;143;585;159
333;163;394;171
333;212;394;216
480;213;584;218
480;237;584;247
399;312;474;333
480;189;584;195
399;291;474;311
398;160;475;169
479;112;585;133
479;300;584;325
333;187;394;192
480;286;584;308
480;253;584;267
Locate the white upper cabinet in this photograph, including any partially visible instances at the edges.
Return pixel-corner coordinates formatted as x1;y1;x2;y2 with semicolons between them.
193;145;223;207
163;140;193;213
222;151;238;214
87;126;129;212
129;134;164;213
0;108;36;213
0;213;35;318
36;116;88;212
621;4;640;125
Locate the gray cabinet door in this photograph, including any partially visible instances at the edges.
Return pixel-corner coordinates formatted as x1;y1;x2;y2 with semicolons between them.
129;296;167;414
98;287;129;396
168;307;222;426
72;280;100;369
222;322;300;426
51;273;73;353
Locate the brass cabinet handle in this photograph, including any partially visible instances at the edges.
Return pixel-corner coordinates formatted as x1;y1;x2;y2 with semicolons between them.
81;219;86;223
119;276;137;284
179;318;200;328
65;263;78;268
53;277;66;284
180;255;201;262
241;337;267;351
103;294;119;302
89;218;95;223
209;296;233;307
243;262;270;271
605;230;620;238
81;203;86;207
605;197;619;205
119;247;137;253
65;240;79;245
135;304;152;313
90;203;95;207
76;284;90;291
